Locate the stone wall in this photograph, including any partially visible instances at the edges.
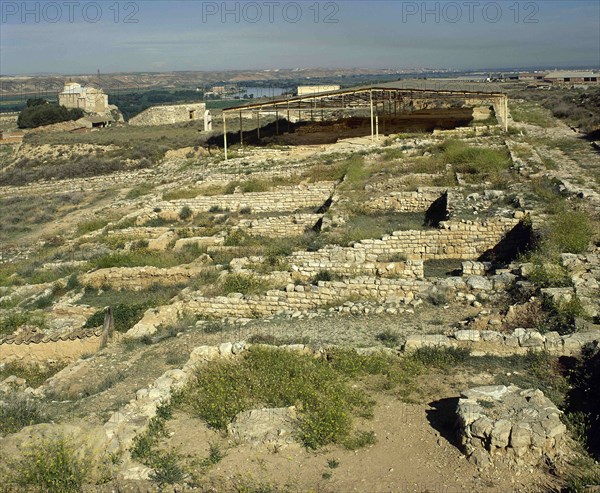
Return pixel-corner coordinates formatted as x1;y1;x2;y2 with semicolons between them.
288;219;519;273
289;247;424;278
127;276;429;337
237;213;322;237
366;188;451;213
128;103;207;126
146;182;335;215
457;385;566;467
78;261;210;290
405;327;600;357
0;333;102;364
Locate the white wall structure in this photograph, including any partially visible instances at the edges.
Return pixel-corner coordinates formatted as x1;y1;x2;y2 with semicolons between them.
58;82;109;113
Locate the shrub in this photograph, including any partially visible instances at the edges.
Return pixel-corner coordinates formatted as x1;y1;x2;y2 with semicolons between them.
544;210;594;254
408;347;471;369
84;303;148;333
341;430;376;450
438;140;511;175
10;436;90;492
126;182;155;199
65;273;80;291
375;329;400;348
0;361;66;388
179;205;193;221
224;229;247;246
526;258;572;289
18;102;84;129
149;452;185;486
220;273;270;296
180;347;378;449
240;179;270;193
0;393;47;434
311;270;336;284
0;312;46;336
163;188;201;201
76;218;110;236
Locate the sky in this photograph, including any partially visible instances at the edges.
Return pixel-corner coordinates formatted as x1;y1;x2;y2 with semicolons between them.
1;0;599;75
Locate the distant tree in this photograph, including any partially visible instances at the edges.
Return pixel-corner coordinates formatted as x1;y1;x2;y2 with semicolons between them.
26;98;47;108
17;104;84;129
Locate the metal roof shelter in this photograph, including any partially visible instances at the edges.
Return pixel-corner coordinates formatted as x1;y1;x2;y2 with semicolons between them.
221;80;509;159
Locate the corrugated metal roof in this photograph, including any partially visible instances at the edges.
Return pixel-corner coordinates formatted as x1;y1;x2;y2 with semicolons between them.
223;79;506;112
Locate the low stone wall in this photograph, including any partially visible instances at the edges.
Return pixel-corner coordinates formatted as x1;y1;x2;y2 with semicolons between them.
155;182;336;214
174;235;224;250
366;188;450;213
457;385;566;467
237;213;322;237
0;330;103;364
289;247;424;278
127;276;429;337
288;219;519;276
78;261;210;290
405;327;600;357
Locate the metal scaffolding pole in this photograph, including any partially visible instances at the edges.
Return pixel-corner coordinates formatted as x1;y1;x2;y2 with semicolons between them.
370;90;374;142
223;113;228;160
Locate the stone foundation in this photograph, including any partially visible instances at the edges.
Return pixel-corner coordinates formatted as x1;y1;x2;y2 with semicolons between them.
457;385;567;467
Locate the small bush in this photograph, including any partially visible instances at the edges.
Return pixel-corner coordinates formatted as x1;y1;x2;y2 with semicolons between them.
545;211;594;254
65;273;80;291
375;329;400;348
149;452;185;486
126;182;155;199
438;140;511;175
526;258;572;289
201;442;225;467
180;347;377;449
311;270;339;284
342;430;376;450
0;361;66;388
84;303;148;333
76;218;110;236
220;273;270;296
178;206;193;221
224;229;247;246
163;188;201;201
408;347;471;369
0;312;47;336
0;393;47;434
10;436;90;492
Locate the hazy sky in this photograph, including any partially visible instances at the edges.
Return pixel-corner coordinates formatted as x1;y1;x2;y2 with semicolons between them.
1;0;599;74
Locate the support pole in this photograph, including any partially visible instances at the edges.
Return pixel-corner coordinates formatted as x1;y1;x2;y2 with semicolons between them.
287;100;290;131
239;111;243;147
370;90;374;142
376;115;379;141
504;96;508;132
257;111;260;140
223;113;228;160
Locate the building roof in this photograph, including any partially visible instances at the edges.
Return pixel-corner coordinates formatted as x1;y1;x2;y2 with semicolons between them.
223;79;506;113
545;71;599;79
